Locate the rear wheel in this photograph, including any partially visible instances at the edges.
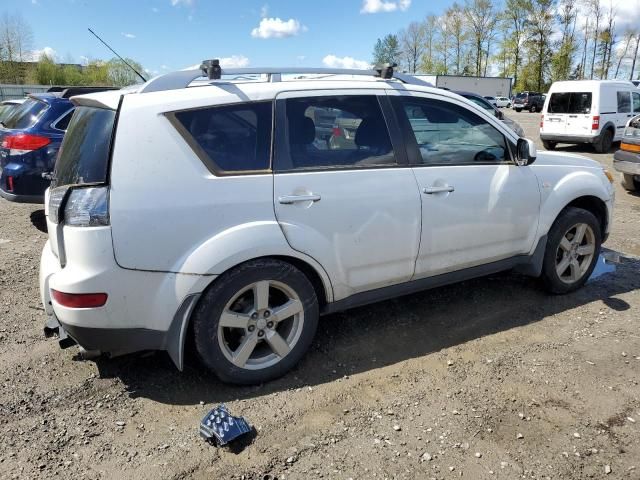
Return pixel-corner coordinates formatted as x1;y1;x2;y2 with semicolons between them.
542;140;557;150
594;129;613;153
621;173;638;191
192;259;319;385
540;207;601;294
530;105;537;113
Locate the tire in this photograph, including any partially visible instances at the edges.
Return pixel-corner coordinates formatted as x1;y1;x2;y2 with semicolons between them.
594;129;613;153
621;173;638;191
515;108;522;112
540;207;602;294
192;258;319;385
507;103;511;108
530;106;537;113
542;140;557;150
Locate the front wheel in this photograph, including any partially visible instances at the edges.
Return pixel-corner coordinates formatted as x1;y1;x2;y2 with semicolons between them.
542;140;557;150
540;207;601;294
192;259;319;385
515;108;522;112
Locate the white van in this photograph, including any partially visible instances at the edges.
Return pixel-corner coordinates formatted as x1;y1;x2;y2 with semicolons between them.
540;80;640;153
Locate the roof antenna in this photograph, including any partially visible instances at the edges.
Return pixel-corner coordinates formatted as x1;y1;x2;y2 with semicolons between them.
87;27;147;83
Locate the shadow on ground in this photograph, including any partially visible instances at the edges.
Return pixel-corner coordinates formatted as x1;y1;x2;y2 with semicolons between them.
29;209;47;233
93;249;640;406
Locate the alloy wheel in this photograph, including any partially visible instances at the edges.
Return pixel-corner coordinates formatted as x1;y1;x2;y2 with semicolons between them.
555;223;596;284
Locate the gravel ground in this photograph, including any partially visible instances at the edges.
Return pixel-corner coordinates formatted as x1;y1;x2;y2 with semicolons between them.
1;109;639;480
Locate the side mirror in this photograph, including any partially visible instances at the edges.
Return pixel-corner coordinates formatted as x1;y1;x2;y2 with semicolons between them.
516;138;537;166
495;109;504;120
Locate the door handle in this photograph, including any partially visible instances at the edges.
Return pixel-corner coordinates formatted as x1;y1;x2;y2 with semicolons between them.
278;194;322;204
423;185;454;194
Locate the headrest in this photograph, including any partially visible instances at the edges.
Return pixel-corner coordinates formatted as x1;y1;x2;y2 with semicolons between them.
355;117;390;150
289;116;316;145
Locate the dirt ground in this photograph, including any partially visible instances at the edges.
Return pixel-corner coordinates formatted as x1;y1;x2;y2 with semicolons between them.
1;109;639;480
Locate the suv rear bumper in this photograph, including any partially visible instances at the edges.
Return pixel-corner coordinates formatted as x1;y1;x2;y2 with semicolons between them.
613;149;640;175
0;187;44;204
40;231;208;369
540;133;599;144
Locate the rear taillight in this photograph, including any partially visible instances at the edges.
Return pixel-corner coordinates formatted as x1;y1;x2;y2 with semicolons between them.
1;133;50;154
64;186;109;227
591;116;600;131
540;115;544;129
332;127;343;137
6;176;14;192
47;185;109;226
51;289;108;308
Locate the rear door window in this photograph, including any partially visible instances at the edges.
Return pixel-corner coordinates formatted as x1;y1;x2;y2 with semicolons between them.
617;91;631;113
548;92;592;114
53;109;74;131
1;98;49;129
632;92;640;114
277;95;396;171
172;101;272;174
53;106;116;187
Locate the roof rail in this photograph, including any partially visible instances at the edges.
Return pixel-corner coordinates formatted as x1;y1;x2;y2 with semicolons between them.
139;61;433;94
60;86;120;98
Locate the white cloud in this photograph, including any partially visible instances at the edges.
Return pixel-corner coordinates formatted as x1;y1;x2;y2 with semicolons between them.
152;7;159;12
79;55;89;66
122;32;136;39
251;17;306;39
360;0;410;14
29;46;57;61
260;4;269;17
219;55;250;68
322;55;371;70
171;0;193;6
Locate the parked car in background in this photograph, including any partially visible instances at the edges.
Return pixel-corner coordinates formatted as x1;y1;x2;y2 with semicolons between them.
496;96;512;108
0;98;26;123
513;91;541;112
527;94;546;113
484;96;497;106
614;114;640;191
455;91;525;137
0;87;117;203
540;80;640;153
632;80;639;88
40;63;614;385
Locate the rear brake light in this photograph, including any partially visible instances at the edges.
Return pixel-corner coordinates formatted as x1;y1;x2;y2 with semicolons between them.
1;133;50;152
6;176;14;192
64;186;109;227
621;142;640;153
51;289;108;308
332;127;343;137
591;116;600;131
540;115;544;128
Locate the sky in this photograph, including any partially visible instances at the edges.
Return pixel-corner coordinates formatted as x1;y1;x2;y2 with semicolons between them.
5;0;452;77
5;0;640;79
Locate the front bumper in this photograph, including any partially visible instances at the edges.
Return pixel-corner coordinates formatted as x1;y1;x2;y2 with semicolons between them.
540;133;599;144
613;149;640;176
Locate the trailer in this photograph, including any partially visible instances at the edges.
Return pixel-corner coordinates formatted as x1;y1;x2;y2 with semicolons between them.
414;75;512;98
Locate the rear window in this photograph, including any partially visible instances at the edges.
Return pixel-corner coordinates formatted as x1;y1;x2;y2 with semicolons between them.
53;107;116;187
548;92;592;114
1;98;48;129
172;101;272;174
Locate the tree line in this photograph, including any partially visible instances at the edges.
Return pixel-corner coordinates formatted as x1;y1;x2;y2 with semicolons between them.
0;12;144;87
373;0;640;92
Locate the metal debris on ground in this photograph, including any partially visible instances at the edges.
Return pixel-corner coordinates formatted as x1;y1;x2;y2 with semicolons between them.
200;404;252;446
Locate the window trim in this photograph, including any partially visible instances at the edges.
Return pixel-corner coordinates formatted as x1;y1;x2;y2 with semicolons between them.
50;107;75;132
273;92;407;174
164;100;275;177
390;93;516;168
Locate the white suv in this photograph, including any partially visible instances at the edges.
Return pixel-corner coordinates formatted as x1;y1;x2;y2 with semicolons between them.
40;62;616;385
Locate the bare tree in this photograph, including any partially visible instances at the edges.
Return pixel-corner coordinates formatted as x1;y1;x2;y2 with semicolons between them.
446;3;467;74
615;31;634;78
400;21;426;73
631;34;640;81
0;12;34;83
588;0;602;79
465;0;496;76
502;0;530;86
526;0;555;91
420;15;439;73
598;4;615;79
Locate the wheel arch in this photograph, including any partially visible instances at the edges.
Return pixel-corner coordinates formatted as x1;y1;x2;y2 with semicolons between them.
172;254;333;371
563;195;608;238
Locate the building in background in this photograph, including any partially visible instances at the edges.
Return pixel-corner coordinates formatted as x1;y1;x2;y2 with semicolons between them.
415;75;513;98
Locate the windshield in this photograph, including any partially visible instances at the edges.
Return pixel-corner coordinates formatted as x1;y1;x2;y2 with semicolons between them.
548;92;592;114
1;98;48;129
53;106;116;187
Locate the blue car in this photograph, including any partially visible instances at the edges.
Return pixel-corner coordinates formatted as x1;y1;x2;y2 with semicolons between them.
0;87;116;203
